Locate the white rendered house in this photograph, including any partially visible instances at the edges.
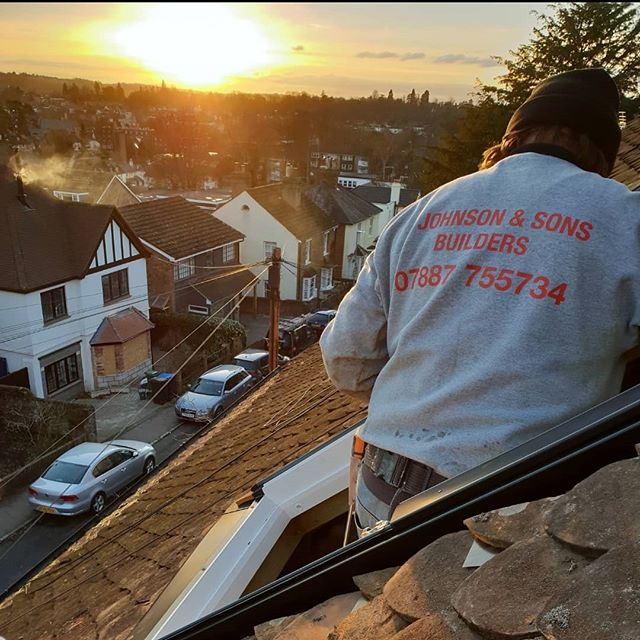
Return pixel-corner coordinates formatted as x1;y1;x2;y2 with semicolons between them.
0;173;150;399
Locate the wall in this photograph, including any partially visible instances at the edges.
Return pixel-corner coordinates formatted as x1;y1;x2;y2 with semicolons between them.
0;258;149;398
215;192;299;301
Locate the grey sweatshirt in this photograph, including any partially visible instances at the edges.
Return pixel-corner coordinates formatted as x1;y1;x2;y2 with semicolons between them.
320;152;640;478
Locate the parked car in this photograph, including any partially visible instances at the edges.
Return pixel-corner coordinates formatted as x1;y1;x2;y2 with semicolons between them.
305;309;337;336
175;364;253;422
263;316;317;358
28;440;156;517
232;349;290;380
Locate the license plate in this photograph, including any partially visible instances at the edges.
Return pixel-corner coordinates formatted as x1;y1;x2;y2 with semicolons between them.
38;506;57;514
182;410;195;418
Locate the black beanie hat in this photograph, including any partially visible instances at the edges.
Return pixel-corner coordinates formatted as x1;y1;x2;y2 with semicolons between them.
504;68;621;173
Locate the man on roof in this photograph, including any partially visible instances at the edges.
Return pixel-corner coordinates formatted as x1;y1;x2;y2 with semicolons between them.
320;68;640;535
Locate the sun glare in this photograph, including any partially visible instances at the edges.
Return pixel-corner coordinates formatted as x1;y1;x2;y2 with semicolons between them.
111;4;274;87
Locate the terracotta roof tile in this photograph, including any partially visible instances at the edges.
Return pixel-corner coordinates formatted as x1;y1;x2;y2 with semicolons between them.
90;306;154;345
0;344;366;640
119;196;244;259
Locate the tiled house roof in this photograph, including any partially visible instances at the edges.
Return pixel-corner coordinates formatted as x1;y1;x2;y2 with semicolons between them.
90;307;154;345
611;116;640;190
0;170;142;293
119;196;244;259
0;345;367;640
305;182;381;225
247;183;340;239
251;454;640;640
353;185;420;207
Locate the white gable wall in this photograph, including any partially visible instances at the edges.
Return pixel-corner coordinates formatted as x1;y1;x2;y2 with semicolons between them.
215;192;299;301
0;258;149;398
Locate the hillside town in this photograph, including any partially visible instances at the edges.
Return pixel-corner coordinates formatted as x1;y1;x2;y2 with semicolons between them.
0;3;640;640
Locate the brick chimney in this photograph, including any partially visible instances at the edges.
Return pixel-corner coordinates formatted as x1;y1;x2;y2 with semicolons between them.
282;176;304;209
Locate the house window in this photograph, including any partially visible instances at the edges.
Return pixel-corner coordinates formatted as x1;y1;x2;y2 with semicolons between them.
41;287;68;324
320;267;333;291
368;215;376;235
356;223;364;246
264;241;278;262
302;275;317;302
44;353;79;394
222;244;235;264
102;269;129;304
352;255;364;279
323;231;330;256
173;257;196;281
304;239;312;265
188;304;209;316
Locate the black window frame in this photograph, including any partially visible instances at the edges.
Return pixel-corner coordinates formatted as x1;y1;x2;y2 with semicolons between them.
44;353;80;395
102;269;130;304
41;286;68;324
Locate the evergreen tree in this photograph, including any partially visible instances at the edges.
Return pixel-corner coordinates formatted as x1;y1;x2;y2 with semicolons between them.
387;89;394;101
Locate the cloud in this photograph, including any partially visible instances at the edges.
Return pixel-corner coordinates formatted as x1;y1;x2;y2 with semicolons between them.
356;51;426;62
434;53;498;67
400;52;425;61
356;51;398;59
291;45;304;52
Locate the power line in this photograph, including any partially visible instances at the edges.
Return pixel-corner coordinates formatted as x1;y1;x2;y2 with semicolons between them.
13;389;346;610
0;262;266;344
0;272;267;580
0;270;267;491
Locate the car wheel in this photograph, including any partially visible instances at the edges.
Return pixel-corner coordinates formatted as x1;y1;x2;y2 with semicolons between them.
213;406;224;419
91;492;106;515
143;456;156;476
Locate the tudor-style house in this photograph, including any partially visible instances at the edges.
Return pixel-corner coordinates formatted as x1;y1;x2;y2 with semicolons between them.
0;169;152;399
118;196;252;319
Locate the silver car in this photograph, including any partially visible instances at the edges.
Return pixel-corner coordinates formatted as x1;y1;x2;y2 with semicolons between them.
174;364;253;422
28;440;156;516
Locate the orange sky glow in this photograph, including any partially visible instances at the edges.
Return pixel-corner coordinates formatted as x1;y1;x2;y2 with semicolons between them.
0;3;547;100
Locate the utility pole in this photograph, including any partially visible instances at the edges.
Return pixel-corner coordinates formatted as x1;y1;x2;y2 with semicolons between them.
268;247;281;372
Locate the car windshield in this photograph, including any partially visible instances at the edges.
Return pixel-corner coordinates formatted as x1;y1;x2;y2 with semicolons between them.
308;313;328;324
42;461;88;484
191;378;223;396
233;358;258;371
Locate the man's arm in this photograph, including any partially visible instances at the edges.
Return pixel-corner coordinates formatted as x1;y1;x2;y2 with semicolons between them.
320;252;388;401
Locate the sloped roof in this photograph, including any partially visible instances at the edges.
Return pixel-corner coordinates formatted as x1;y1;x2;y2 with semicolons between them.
96;175;141;207
51;172;113;203
611;117;640;191
305;182;381;225
253;455;640;639
353;185;420;207
0;345;367;640
191;267;257;302
90;307;154;345
0;169;135;293
119;196;244;259
246;183;339;239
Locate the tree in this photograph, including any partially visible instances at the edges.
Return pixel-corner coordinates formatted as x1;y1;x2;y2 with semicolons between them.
387;89;394;101
407;89;417;106
420;90;430;106
486;2;640;106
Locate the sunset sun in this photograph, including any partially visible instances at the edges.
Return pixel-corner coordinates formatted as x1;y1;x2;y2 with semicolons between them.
111;4;275;87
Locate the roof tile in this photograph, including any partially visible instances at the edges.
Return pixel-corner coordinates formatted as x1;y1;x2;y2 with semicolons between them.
120;196;244;259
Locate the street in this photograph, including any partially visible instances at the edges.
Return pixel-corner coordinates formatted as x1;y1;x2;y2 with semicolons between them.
0;400;200;598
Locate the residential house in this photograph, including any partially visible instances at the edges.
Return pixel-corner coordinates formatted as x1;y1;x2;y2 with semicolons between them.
0;169;151;399
215;180;379;309
304;182;383;282
611;114;640;190
353;182;421;228
118;196;251;319
310;151;370;175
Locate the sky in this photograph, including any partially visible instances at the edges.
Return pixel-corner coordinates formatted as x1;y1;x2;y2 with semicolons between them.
0;2;548;101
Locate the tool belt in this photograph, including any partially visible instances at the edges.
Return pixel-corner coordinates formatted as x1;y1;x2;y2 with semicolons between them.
362;444;446;504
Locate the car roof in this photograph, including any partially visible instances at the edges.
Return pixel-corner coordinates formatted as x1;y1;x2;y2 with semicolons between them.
233;349;269;362
310;310;336;317
57;442;119;466
199;364;248;380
